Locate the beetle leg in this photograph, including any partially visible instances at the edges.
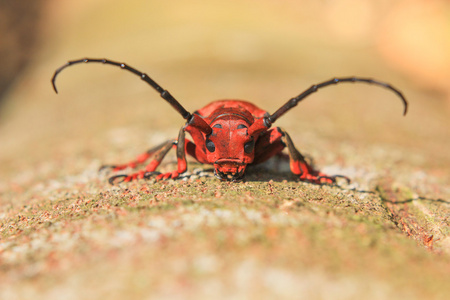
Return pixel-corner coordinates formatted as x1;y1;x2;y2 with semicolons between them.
154;126;188;181
100;139;176;172
278;128;349;184
108;174;128;185
252;128;286;164
105;126;208;184
107;139;176;184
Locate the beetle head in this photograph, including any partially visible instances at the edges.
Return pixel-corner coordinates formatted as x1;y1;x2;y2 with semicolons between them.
204;108;257;181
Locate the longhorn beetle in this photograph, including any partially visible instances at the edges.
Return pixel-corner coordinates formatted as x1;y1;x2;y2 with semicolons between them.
52;58;407;185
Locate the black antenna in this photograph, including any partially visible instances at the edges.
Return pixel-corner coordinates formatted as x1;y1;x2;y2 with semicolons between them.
268;77;408;124
51;58;192;120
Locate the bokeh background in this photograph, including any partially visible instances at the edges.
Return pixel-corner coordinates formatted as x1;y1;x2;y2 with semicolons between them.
1;0;449;299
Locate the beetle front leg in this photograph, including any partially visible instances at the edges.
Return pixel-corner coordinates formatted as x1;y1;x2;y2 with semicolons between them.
279;128;349;184
108;139;177;184
110;127;188;184
100;139;176;172
153;126;188;181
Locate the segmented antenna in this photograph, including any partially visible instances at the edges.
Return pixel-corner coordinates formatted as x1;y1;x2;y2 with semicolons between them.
51;58;192;120
268;77;407;125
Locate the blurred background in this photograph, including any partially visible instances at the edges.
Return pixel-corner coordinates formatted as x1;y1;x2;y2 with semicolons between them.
0;0;449;183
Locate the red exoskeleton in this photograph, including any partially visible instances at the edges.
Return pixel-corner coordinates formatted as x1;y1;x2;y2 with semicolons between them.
52;58;407;185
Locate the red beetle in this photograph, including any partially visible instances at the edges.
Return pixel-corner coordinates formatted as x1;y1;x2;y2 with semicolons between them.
52;58;407;185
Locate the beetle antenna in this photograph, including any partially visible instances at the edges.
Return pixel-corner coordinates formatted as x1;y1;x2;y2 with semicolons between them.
51;58;192;120
268;77;408;124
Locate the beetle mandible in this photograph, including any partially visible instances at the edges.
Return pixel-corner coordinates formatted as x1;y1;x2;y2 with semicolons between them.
52;58;407;185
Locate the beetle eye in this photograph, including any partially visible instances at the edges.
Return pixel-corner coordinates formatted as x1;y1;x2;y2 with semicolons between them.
206;139;215;152
244;139;255;154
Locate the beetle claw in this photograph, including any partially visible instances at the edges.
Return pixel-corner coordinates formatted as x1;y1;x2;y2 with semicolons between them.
316;175;351;185
108;174;128;185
